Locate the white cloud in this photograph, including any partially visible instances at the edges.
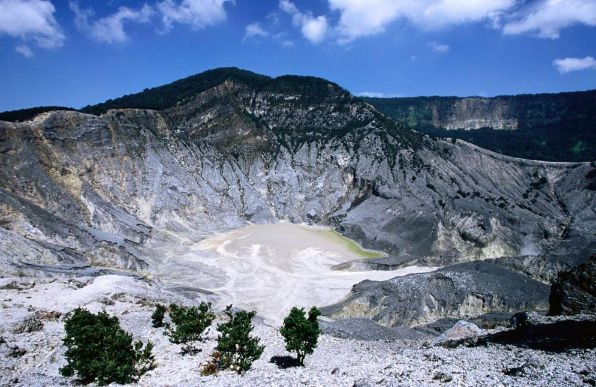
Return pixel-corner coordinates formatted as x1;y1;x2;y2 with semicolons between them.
357;91;402;98
279;0;298;15
503;0;596;39
70;2;153;44
70;1;90;31
280;0;593;44
244;22;268;40
420;0;517;29
0;0;65;48
553;56;596;73
157;0;231;31
301;15;328;44
280;0;328;44
328;0;517;43
95;5;153;43
243;19;296;48
427;41;450;53
328;0;404;42
70;0;231;43
15;43;34;57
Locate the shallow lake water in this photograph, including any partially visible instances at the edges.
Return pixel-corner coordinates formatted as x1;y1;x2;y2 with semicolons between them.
189;222;436;325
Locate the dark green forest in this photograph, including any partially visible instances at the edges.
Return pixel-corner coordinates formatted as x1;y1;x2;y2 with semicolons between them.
0;106;76;122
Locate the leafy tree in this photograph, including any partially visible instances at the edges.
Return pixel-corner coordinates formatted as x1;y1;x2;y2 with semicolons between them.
60;308;155;385
151;304;166;328
280;306;321;366
164;302;215;354
202;305;264;375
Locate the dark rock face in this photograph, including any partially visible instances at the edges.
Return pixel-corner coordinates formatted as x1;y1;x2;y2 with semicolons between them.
425;313;596;352
322;261;550;327
482;317;596;352
549;254;596;316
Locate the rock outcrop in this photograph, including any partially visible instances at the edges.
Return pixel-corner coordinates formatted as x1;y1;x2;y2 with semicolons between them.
321;261;551;327
549;254;596;316
431;320;484;346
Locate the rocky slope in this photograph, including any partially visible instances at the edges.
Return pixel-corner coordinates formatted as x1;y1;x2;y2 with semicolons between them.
0;68;594;326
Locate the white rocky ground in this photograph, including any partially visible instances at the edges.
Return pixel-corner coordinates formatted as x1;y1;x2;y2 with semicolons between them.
1;275;594;387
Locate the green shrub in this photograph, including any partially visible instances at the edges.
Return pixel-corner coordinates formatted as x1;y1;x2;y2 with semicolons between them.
202;305;264;375
164;302;215;354
151;304;166;328
280;306;321;366
60;308;155;385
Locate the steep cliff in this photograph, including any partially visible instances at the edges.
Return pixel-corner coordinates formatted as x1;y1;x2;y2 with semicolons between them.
1;68;594;325
365;90;596;161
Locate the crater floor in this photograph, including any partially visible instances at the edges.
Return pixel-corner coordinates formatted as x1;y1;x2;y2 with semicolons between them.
148;222;436;325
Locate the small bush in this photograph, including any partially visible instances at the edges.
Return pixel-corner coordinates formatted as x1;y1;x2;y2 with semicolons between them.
151;304;166;328
60;308;155;385
280;306;321;366
202;305;264;375
164;302;215;354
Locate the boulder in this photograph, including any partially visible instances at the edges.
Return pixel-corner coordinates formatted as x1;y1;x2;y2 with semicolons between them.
549;254;596;316
431;320;483;347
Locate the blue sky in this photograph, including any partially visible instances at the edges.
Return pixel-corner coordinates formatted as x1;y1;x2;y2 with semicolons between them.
1;0;595;111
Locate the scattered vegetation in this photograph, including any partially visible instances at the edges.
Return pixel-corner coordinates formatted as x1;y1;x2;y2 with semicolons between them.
164;302;215;354
280;306;321;366
202;305;264;375
60;308;155;385
151;304;167;328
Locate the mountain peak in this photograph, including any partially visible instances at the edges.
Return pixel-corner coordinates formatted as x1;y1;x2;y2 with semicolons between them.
80;67;349;116
80;67;270;115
